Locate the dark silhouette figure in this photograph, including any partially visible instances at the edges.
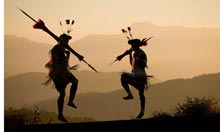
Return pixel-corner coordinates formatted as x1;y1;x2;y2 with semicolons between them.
33;19;84;122
116;39;149;119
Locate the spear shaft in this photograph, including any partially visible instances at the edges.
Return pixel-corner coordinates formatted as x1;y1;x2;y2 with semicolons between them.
82;60;99;73
109;59;117;66
17;7;38;23
66;45;98;73
18;7;98;73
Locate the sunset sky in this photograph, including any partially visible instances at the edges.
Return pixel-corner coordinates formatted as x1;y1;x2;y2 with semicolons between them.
2;1;220;126
5;0;220;44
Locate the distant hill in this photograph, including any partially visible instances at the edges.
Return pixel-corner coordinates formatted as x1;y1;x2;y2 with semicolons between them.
5;22;220;80
4;71;160;108
32;72;220;121
4;72;57;108
4;35;52;78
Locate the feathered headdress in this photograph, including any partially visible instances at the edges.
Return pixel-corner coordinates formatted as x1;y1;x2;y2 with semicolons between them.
121;27;153;47
60;19;75;35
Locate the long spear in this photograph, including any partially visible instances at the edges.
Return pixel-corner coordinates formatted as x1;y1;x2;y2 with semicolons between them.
18;7;99;73
82;60;99;73
17;7;38;23
65;45;98;73
108;59;117;66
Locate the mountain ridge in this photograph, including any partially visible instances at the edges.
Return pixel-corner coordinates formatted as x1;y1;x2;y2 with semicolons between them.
5;71;220;121
5;22;220;80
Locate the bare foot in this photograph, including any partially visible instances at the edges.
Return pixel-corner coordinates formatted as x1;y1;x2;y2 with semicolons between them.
67;102;78;109
123;95;134;100
58;115;68;122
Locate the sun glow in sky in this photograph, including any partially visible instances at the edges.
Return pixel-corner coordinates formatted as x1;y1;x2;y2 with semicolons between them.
3;0;220;123
3;1;220;128
5;0;220;44
4;0;220;83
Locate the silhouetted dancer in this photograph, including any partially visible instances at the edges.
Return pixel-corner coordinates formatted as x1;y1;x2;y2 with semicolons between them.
33;19;84;122
113;27;153;119
17;8;99;122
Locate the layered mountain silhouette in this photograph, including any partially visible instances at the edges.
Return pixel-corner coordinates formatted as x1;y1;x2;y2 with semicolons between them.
5;22;220;80
4;35;51;78
5;71;220;121
4;71;159;108
5;22;220;121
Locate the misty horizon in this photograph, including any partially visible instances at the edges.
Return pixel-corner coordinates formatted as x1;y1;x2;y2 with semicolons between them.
4;22;220;45
5;22;220;81
3;1;220;131
5;0;220;44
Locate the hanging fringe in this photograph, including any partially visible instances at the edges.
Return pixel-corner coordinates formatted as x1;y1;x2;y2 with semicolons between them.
42;77;52;86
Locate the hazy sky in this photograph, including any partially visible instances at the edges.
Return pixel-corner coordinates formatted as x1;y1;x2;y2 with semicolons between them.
5;0;220;44
2;1;220;125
